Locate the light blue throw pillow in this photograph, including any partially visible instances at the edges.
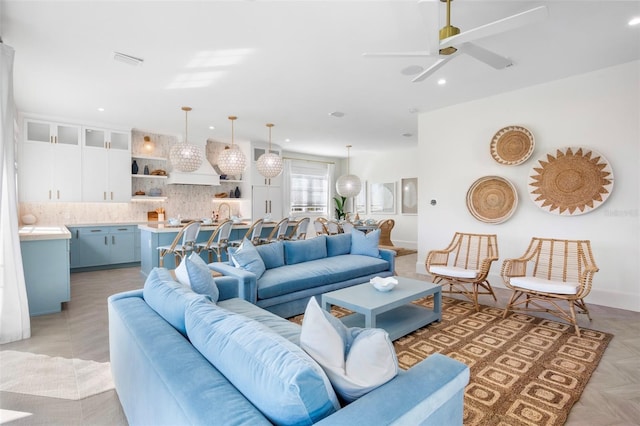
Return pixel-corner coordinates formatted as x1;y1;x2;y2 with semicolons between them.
230;238;266;279
284;236;327;265
143;267;210;336
326;233;352;257
186;298;340;425
185;253;220;302
256;241;285;270
351;228;381;257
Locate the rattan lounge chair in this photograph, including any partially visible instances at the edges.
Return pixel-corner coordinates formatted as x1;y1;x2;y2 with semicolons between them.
501;237;599;337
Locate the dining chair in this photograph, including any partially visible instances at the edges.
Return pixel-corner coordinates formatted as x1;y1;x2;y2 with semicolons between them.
325;220;340;235
195;219;233;263
425;232;499;311
286;217;310;240
501;237;599;337
377;219;395;246
157;220;201;267
313;219;328;236
340;222;354;234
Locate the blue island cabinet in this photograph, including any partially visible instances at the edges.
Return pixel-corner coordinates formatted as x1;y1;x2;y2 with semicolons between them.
20;238;70;316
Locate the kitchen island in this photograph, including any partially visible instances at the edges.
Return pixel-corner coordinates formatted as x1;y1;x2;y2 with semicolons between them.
19;226;71;315
138;221;280;276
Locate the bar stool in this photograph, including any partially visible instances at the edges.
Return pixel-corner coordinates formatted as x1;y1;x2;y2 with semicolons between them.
196;219;233;263
157;220;201;267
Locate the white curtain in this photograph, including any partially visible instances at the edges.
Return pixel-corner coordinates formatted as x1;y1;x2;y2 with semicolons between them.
0;43;30;343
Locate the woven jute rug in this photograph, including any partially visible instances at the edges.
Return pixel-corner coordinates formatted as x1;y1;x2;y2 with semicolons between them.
292;296;613;426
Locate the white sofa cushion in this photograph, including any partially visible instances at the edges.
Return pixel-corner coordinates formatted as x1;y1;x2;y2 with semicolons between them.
300;297;398;403
510;276;579;295
429;265;478;279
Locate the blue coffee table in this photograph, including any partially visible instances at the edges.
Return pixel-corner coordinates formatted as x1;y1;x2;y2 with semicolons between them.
321;276;442;341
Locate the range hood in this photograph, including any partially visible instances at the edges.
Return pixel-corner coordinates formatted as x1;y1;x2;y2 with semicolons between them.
166;160;220;186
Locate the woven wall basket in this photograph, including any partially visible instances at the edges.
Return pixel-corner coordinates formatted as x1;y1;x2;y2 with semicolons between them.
528;146;614;216
490;125;535;165
466;176;518;224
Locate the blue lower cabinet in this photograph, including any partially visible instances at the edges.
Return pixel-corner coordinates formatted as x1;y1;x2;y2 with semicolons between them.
21;238;70;316
71;225;137;268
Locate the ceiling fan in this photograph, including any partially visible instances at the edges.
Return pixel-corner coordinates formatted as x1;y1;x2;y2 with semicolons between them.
363;0;548;82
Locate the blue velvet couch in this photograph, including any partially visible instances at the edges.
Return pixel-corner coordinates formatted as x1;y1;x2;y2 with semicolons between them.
108;268;470;426
208;233;396;317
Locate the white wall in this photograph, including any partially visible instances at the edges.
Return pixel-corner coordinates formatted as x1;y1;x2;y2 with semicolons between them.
350;146;419;249
417;60;640;312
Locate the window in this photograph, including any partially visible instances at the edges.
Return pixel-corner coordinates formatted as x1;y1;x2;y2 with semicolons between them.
289;161;330;214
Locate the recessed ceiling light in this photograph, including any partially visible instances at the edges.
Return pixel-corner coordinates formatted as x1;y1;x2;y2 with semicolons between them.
437;78;446;85
285;138;291;142
402;132;413;138
328;111;345;118
113;51;144;66
408;107;419;114
209;125;215;130
629;17;640;26
97;107;105;112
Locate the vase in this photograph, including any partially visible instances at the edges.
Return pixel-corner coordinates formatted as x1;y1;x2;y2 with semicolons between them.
144;165;150;175
132;160;139;174
234;186;241;198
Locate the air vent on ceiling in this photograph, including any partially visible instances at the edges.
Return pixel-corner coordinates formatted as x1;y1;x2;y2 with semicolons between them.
113;51;144;66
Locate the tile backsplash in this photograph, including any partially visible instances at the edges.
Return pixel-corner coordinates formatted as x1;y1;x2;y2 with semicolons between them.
19;129;250;226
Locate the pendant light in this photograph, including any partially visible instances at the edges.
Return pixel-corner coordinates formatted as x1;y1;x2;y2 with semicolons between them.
256;123;284;178
336;144;362;198
218;115;247;176
169;106;203;172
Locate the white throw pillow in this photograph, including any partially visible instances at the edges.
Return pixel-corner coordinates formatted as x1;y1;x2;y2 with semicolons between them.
300;297;398;402
174;253;219;302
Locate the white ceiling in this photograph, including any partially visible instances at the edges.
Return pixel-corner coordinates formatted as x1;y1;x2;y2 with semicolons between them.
2;1;639;158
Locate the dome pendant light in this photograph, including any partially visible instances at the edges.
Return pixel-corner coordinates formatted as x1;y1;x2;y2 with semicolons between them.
169;106;203;172
218;115;247;176
256;123;284;179
336;145;362;198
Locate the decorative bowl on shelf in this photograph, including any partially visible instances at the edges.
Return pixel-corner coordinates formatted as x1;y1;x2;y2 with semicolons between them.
370;276;398;292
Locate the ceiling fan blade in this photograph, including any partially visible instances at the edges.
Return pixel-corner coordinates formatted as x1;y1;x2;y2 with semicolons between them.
362;51;434;58
411;57;452;83
457;42;512;69
440;5;548;50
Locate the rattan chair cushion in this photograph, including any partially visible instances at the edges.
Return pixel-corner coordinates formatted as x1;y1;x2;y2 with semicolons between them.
510;277;579;295
428;265;479;279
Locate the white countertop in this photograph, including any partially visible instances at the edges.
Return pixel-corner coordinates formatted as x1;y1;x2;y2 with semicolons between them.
19;226;72;241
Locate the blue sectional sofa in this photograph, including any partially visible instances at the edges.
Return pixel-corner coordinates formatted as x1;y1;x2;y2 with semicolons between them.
208;233;396;317
108;268;470;426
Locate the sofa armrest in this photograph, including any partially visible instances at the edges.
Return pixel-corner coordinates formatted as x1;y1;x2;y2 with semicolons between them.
208;262;258;303
214;276;244;301
316;354;469;426
379;248;396;273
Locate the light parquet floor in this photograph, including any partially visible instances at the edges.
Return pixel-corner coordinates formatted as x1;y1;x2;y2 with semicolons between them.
0;254;638;425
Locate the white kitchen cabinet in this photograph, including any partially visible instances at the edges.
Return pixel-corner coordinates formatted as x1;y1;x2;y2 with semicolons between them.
82;127;131;202
252;184;283;221
20;119;82;202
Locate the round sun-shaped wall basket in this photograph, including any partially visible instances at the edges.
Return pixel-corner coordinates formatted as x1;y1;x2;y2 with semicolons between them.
528;146;614;216
466;176;518;224
490;125;535;165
